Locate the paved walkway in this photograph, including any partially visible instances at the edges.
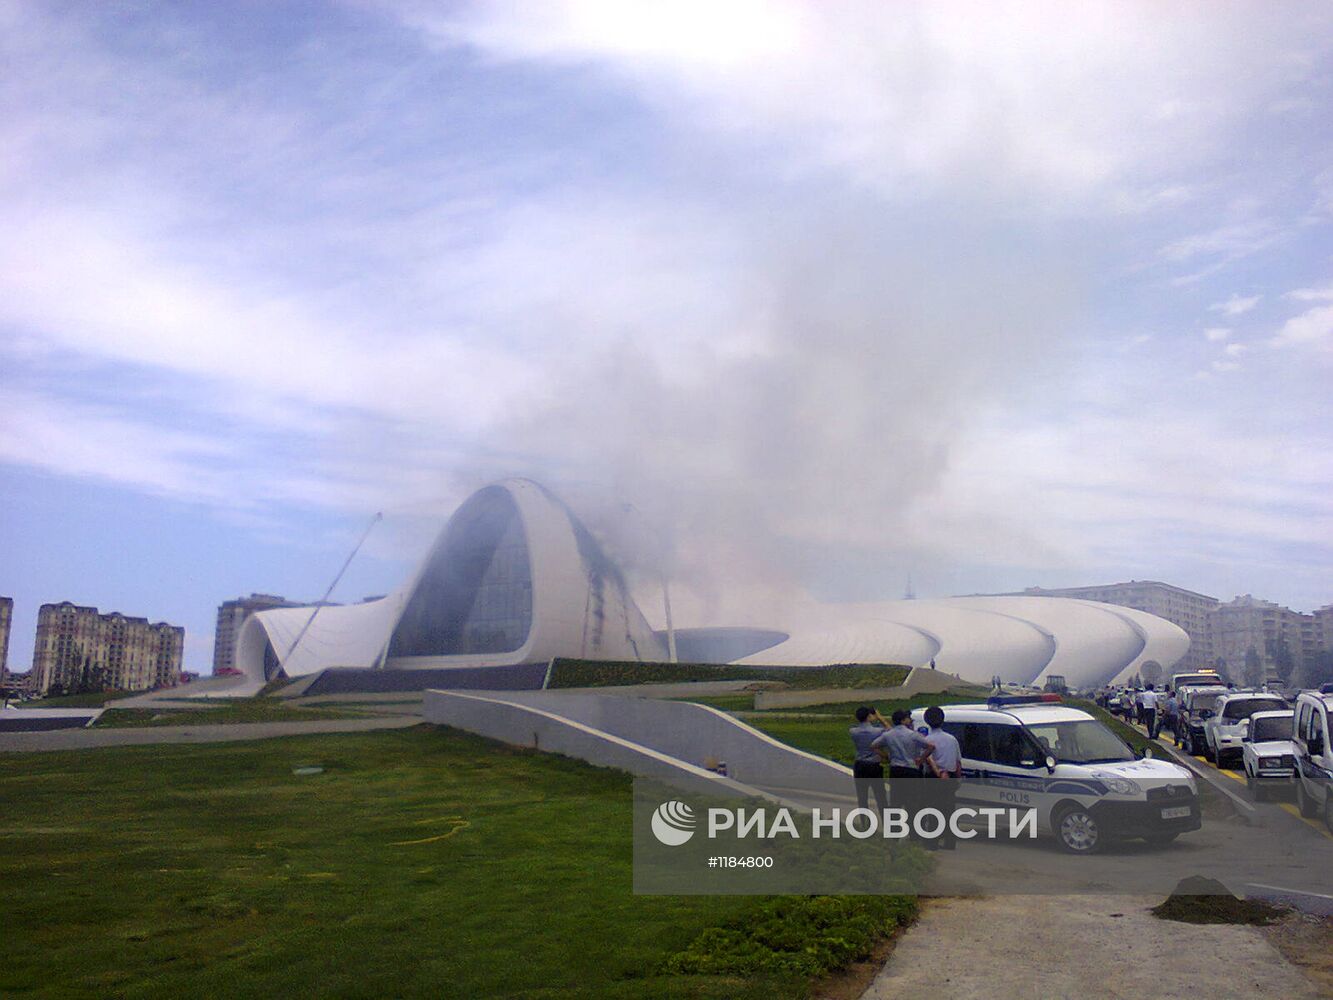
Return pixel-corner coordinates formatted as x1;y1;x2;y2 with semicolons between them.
861;895;1322;999
0;715;419;753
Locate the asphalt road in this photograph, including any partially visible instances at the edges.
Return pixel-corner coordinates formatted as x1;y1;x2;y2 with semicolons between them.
1125;716;1333;916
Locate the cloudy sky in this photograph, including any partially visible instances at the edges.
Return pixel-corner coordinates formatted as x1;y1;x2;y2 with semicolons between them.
2;1;1331;673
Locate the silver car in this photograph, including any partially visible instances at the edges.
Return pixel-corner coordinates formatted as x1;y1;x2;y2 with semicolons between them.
1205;692;1288;768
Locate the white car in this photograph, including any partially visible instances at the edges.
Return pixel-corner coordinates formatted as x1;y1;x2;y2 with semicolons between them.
1241;709;1296;800
1294;691;1333;831
1205;691;1288;768
910;696;1200;854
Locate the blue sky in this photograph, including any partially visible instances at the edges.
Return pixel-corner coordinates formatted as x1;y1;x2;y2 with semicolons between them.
2;1;1331;674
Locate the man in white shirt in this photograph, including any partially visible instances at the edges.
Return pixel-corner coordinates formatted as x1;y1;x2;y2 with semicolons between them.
922;705;963;850
1139;684;1159;738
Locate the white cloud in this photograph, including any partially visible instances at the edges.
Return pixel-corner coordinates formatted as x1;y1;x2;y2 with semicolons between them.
0;207;546;434
397;1;1329;206
1286;283;1333;302
1270;302;1333;349
1222;342;1248;357
1209;293;1261;316
1204;327;1232;341
1159;221;1279;264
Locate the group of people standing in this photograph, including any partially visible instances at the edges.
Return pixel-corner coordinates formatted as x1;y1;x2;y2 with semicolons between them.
849;704;962;850
1102;684;1180;743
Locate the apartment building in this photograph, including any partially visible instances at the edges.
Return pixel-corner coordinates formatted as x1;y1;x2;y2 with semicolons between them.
0;596;11;686
1210;594;1315;685
212;594;304;675
32;602;184;695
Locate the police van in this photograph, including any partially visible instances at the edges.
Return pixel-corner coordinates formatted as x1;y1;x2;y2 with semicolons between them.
910;696;1200;854
1293;690;1333;831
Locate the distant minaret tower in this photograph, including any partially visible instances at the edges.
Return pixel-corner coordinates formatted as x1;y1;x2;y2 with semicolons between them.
904;574;916;600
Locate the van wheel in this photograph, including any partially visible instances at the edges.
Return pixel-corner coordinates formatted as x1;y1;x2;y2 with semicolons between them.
1297;780;1318;818
1054;805;1102;854
1203;739;1215;763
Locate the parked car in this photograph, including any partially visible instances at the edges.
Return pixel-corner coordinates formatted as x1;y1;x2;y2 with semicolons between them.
1241;709;1297;799
1177;684;1229;757
1293;691;1333;831
1205;691;1288;768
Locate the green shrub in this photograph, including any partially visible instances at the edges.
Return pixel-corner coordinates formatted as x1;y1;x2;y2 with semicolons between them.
665;895;917;978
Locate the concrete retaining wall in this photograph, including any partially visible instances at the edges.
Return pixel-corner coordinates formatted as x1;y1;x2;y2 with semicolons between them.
422;689;849;798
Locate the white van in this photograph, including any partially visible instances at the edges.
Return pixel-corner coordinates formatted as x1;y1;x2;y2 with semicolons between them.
1293;690;1333;830
1172;669;1223;691
911;696;1200;854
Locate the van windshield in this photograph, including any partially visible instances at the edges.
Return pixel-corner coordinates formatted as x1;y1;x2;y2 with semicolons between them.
1174;674;1219;688
1023;720;1135;764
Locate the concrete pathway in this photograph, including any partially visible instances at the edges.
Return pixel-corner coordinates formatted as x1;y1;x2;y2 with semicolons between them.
861;895;1322;999
0;715;419;753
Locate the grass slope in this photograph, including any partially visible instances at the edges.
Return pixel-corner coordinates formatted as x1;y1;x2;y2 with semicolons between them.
1;726;911;999
548;659;909;690
95;698;372;728
739;694;985;766
22;690;142;708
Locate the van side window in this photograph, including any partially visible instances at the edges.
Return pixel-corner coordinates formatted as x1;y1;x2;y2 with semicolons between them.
1300;704;1326;752
991;724;1040;767
946;722;991;762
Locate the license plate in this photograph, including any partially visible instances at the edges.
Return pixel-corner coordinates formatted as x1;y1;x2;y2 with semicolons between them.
1161;806;1190;820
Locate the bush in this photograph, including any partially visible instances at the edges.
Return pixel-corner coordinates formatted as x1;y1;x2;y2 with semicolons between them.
664;895;918;978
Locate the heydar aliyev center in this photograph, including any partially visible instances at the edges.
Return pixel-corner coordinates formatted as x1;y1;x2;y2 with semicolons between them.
235;478;1188;691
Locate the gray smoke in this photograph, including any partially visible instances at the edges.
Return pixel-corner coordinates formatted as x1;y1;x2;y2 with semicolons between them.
455;202;1079;627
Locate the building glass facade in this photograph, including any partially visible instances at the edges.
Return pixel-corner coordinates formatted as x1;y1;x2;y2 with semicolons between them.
388;487;533;657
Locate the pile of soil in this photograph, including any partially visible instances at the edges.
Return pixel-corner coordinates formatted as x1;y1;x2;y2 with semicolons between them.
1151;876;1287;925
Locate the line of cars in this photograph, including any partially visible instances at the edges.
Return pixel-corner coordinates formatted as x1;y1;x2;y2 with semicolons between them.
1172;680;1333;831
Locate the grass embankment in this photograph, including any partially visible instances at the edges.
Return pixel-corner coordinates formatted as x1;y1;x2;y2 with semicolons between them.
736;694;985;766
1;726;915;999
95;697;374;728
1069;699;1160;756
739;696;1165;767
23;690;141;708
548;658;909;690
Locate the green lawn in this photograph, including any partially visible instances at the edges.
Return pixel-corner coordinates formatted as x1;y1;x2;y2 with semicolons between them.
548;659;909;690
22;690;142;708
1069;699;1160;756
739;695;986;766
740;696;1167;769
95;698;373;728
1;726;913;999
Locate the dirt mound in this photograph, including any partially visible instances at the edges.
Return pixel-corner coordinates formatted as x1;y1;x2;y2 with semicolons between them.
1152;876;1287;925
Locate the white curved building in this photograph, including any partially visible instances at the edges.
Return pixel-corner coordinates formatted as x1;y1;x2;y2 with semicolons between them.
234;478;1188;691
